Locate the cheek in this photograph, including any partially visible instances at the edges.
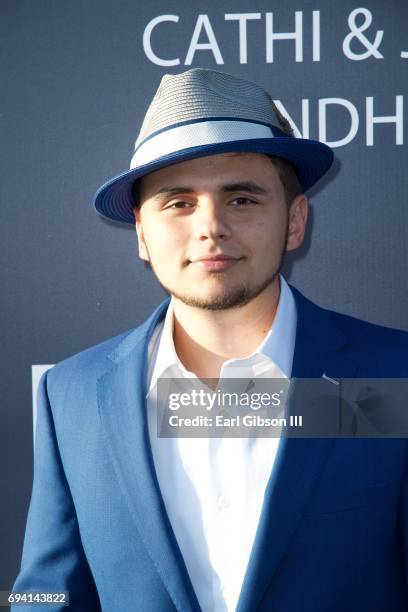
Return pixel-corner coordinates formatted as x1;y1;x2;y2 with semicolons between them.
142;218;187;261
245;213;286;246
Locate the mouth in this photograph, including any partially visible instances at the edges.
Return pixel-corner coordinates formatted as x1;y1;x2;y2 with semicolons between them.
188;254;244;271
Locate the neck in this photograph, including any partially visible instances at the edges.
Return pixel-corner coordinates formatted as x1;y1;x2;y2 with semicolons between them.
171;276;281;380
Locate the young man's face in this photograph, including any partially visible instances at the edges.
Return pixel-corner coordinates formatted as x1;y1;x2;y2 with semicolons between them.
134;152;307;310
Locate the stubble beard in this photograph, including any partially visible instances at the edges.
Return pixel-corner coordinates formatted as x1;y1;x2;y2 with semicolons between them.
168;270;280;310
144;220;289;311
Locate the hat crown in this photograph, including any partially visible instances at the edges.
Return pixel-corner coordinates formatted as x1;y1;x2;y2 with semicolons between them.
136;68;284;149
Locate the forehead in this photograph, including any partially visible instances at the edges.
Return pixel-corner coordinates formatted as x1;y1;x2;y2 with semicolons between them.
138;152;282;198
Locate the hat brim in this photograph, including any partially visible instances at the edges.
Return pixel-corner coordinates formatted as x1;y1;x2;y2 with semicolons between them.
93;138;333;225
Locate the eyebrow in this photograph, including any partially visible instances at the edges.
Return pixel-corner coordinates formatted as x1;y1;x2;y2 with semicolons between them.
152;181;268;199
222;181;268;195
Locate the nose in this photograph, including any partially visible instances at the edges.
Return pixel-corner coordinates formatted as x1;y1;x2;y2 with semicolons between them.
193;197;232;242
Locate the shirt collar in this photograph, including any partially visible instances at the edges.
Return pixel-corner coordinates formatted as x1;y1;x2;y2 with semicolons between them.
147;274;297;393
251;273;297;377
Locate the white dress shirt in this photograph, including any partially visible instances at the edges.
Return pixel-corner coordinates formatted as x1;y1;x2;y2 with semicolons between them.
146;275;297;612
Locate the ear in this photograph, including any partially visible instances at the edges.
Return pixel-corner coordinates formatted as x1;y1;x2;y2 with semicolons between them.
133;208;150;261
286;194;308;252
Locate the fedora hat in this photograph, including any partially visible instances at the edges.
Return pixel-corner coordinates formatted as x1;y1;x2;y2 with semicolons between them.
93;68;333;225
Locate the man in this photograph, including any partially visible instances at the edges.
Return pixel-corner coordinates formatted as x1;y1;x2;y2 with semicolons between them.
12;69;408;611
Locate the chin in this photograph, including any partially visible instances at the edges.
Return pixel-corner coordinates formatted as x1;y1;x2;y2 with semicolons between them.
171;286;256;311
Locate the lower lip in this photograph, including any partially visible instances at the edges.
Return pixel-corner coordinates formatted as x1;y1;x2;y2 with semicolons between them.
192;258;241;271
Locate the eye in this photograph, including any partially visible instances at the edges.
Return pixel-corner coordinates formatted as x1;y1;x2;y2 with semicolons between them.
166;201;194;209
230;197;256;207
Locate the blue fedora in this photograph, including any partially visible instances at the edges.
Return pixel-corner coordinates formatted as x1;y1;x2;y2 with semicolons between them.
93;68;333;225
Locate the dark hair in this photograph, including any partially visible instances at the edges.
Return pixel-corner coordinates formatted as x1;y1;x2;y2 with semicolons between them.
267;155;302;206
132;180;141;211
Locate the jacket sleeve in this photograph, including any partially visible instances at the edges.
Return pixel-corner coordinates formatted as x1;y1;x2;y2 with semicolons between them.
11;370;101;611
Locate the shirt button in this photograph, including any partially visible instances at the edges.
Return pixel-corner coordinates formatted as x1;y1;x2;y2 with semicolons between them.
217;495;231;511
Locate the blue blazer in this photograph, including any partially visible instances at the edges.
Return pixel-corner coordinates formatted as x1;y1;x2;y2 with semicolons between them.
12;287;408;611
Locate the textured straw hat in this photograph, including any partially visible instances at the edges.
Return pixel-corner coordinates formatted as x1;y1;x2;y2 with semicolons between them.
93;68;333;225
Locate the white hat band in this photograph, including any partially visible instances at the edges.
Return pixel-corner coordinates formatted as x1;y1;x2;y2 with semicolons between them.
130;120;275;169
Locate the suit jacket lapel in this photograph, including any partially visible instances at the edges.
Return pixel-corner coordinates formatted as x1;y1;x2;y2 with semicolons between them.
236;286;359;612
97;299;201;612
